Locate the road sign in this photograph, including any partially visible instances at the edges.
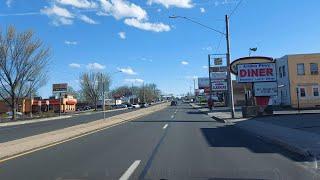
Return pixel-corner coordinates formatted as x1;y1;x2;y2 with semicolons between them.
254;82;277;96
198;77;210;89
230;56;274;75
210;72;227;80
52;83;68;93
214;58;223;65
210;66;227;72
237;63;276;83
212;80;227;91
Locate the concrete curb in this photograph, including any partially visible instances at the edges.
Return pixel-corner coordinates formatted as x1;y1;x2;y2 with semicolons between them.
0;103;169;161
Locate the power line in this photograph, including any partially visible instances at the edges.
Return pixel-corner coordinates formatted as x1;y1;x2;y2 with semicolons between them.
229;0;244;18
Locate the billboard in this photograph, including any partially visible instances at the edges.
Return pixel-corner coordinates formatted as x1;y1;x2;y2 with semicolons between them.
237;63;276;83
214;58;223;65
210;66;227;72
210;72;227;80
254;82;277;96
212;80;227;91
198;77;209;89
52;83;68;93
230;56;274;75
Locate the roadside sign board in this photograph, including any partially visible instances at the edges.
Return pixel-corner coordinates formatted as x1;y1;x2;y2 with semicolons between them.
212;80;227;91
214;58;223;65
198;77;210;89
237;63;276;83
210;72;227;80
52;83;68;93
210;66;227;72
254;82;277;96
230;56;274;75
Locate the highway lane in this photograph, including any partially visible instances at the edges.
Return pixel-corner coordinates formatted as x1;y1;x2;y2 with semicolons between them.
0;108;139;143
0;103;318;180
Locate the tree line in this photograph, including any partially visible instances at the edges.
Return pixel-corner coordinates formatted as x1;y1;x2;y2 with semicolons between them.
0;26;161;120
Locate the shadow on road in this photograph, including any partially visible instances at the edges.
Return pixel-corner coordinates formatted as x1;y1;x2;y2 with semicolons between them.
200;126;310;163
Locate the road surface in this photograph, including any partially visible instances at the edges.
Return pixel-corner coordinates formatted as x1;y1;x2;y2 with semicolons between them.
0;108;139;143
0;103;318;179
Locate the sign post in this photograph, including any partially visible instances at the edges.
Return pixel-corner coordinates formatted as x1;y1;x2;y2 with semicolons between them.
52;83;68;116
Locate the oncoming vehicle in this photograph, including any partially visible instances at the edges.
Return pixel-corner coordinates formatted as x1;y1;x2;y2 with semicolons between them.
171;101;177;106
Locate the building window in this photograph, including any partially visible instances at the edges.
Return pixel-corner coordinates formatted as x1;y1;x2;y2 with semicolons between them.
282;66;286;77
313;87;319;96
297;63;305;75
299;87;306;97
279;67;282;78
310;63;318;75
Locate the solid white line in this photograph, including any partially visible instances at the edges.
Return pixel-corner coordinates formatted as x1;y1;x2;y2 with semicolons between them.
163;124;168;129
119;160;141;180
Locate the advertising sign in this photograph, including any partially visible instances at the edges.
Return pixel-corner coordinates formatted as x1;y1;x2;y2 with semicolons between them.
212;80;227;91
210;66;227;72
254;82;277;96
210;72;227;80
237;63;276;83
53;83;68;93
198;77;209;89
230;56;274;75
214;58;223;65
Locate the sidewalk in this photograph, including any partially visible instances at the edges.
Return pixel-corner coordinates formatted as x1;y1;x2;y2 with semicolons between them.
189;103;244;121
190;103;320;162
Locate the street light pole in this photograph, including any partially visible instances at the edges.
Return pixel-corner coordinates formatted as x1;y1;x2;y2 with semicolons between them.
225;15;235;118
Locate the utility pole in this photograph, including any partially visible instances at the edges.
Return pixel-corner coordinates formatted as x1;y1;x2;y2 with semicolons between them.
225;14;235;118
208;55;213;110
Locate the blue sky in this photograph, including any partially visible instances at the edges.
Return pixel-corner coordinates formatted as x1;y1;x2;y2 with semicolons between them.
1;0;320;97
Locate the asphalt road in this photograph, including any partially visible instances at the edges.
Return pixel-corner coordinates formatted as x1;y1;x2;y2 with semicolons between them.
0;108;139;143
0;103;318;180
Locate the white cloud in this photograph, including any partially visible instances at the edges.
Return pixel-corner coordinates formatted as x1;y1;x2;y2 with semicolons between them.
202;46;213;51
202;65;208;69
79;14;98;24
40;5;74;26
56;0;98;9
99;0;147;20
124;18;170;32
124;78;144;84
200;7;205;13
64;40;78;45
86;62;106;70
181;61;189;65
41;5;74;18
157;8;161;12
6;0;13;7
69;63;81;68
118;67;137;75
147;0;193;8
118;31;126;39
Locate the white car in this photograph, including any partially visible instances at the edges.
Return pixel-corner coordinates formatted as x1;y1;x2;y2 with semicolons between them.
132;104;140;108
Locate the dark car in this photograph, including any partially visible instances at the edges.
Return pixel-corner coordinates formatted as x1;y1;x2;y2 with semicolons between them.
171;101;177;106
139;103;148;108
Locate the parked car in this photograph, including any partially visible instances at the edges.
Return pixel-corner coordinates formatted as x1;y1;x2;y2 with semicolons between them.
126;104;133;109
117;104;127;108
132;104;140;108
139;103;148;108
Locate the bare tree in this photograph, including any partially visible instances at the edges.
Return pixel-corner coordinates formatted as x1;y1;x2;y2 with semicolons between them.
0;26;50;120
79;72;110;110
